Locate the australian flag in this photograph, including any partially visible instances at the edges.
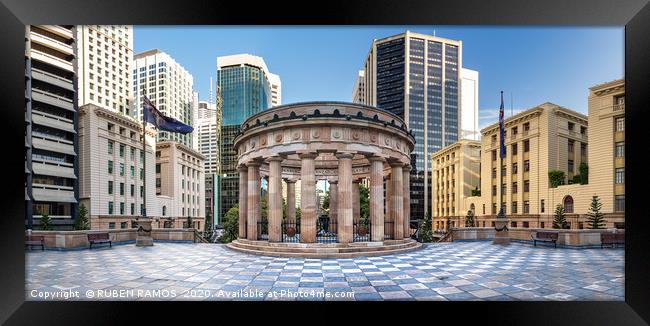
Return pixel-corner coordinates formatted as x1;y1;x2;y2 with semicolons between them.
499;91;505;159
143;96;193;134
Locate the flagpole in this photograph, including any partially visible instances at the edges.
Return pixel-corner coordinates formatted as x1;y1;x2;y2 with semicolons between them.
498;91;504;220
142;96;147;219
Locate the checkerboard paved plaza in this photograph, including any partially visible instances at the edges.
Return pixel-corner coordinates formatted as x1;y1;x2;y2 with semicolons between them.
26;242;624;301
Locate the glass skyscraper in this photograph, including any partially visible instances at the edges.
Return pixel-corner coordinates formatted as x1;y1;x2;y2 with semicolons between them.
359;31;462;220
217;54;280;219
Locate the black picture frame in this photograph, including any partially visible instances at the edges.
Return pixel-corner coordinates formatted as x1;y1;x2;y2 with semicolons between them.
1;0;649;324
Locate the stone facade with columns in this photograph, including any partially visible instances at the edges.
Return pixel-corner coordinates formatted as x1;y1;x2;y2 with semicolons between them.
231;102;415;247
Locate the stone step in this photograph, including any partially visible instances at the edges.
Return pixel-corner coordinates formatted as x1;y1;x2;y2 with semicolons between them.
229;239;418;254
225;240;422;258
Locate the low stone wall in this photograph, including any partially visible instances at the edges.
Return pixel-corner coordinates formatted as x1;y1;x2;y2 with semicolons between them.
450;227;623;248
28;228;196;250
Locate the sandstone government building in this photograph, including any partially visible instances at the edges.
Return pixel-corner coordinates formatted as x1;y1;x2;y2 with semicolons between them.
430;79;625;231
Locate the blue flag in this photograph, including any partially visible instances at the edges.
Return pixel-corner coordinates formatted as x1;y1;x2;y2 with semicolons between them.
143;96;193;134
499;91;505;159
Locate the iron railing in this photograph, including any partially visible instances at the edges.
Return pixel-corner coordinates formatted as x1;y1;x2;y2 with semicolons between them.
257;220;268;240
384;221;394;240
317;217;337;243
353;220;371;242
281;220;300;243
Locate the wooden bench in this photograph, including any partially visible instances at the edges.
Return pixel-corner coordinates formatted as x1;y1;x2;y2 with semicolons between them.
25;235;44;250
531;231;559;248
601;232;625;248
88;233;112;249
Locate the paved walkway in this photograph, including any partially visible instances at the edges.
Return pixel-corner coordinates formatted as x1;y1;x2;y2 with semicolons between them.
25;241;624;301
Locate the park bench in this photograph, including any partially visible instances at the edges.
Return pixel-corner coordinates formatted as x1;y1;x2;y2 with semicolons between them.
601;232;625;248
25;235;44;250
531;230;559;248
87;232;112;249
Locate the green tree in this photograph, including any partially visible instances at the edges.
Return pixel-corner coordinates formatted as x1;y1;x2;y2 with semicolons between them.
74;203;89;230
471;187;481;197
204;211;212;231
571;174;582;184
420;211;433;242
586;195;606;229
548;170;566;188
465;210;475;227
218;204;239;243
553;204;568;229
39;212;53;231
261;195;268;221
185;215;192;229
579;163;589;184
322;190;330;211
359;184;370;221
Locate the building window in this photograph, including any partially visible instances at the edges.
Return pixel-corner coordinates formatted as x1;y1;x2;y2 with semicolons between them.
523;221;529;228
108;160;113;174
523;180;530;192
140;186;143;198
501;183;506;195
140;168;144;180
119;144;125;157
512;201;518;214
119;163;125;176
120;222;127;229
108;140;113;154
568;160;574;173
512;163;518;174
492;185;497;196
119;182;124;196
156;164;161;173
524;160;530;172
511;143;518;155
540;221;545;229
615;195;625;212
568;122;575;131
524;140;530;152
130;165;135;178
492;203;497;214
512;182;518;194
108;181;113;194
120;202;125;215
615;142;625;157
108;201;114;215
541;199;545;213
615;117;624;132
568;140;574;153
156;178;161;188
492;167;497;178
130;147;135;160
563;196;574;213
511;221;517;228
512;127;518;137
523;200;530;214
482;204;485;215
109;222;115;229
615;168;624;184
523;122;530;133
491;134;497;145
162;206;167;216
581;126;587;135
130;203;135;215
492;150;496;161
130;184;134;197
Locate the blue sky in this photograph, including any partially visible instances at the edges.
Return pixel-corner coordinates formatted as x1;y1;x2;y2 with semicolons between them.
134;26;623;128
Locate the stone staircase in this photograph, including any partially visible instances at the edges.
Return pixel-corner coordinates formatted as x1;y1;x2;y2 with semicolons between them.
226;238;422;258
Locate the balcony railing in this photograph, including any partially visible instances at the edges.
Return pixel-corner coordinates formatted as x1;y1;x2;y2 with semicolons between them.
31;88;74;112
31;68;73;91
613;103;625;111
30;49;74;72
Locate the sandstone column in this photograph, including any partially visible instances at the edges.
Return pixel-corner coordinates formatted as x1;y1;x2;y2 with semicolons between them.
246;161;261;240
336;153;354;243
286;179;296;224
402;164;411;239
369;157;385;242
238;165;248;239
268;157;283;242
385;174;392;238
390;163;404;239
299;152;317;243
329;180;338;232
352;179;361;224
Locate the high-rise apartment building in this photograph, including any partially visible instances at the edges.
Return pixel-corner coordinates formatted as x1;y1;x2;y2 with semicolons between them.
358;31;466;220
268;73;282;107
25;25;79;230
78;104;156;230
460;68;479;141
133;49;195;148
352;70;365;104
76;25;134;117
217;54;280;218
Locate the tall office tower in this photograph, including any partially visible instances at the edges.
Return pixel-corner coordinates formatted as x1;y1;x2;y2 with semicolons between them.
460;68;479;141
191;91;199;150
76;25;134;117
217;54;280;218
358;31;463;220
133;49;195;148
25;25;79;230
352;70;365;104
268;73;282;107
